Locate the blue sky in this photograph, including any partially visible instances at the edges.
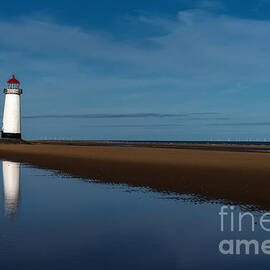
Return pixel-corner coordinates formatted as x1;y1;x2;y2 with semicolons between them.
1;0;270;140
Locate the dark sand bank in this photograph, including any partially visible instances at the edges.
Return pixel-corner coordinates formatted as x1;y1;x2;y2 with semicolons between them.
28;140;270;152
1;142;270;210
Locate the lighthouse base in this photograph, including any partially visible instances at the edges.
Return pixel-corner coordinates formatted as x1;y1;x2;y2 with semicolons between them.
1;132;21;139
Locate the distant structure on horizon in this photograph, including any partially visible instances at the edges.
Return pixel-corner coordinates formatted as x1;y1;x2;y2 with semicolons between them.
1;75;22;139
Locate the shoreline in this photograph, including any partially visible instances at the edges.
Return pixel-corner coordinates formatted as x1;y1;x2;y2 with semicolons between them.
0;141;270;210
28;140;270;152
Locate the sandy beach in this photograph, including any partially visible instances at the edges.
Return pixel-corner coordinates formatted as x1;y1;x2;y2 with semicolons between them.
1;141;270;210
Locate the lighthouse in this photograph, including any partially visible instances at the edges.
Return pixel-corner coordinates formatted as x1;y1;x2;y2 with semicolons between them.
2;75;22;139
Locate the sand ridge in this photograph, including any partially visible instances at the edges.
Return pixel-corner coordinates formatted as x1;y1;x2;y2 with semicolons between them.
0;142;270;210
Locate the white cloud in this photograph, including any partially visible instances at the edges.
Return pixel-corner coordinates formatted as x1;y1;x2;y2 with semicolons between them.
0;10;270;112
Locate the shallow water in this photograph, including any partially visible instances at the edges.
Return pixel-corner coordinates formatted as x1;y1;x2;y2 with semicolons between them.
1;160;270;269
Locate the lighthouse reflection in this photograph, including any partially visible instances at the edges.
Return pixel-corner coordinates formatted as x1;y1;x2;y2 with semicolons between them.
2;160;20;217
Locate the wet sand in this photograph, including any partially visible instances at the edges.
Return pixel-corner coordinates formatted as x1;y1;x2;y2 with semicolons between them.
1;142;270;210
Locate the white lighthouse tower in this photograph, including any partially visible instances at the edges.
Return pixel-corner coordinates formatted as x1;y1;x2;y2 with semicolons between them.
2;75;22;139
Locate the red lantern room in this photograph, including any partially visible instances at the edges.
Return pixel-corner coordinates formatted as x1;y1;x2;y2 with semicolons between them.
7;74;20;89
